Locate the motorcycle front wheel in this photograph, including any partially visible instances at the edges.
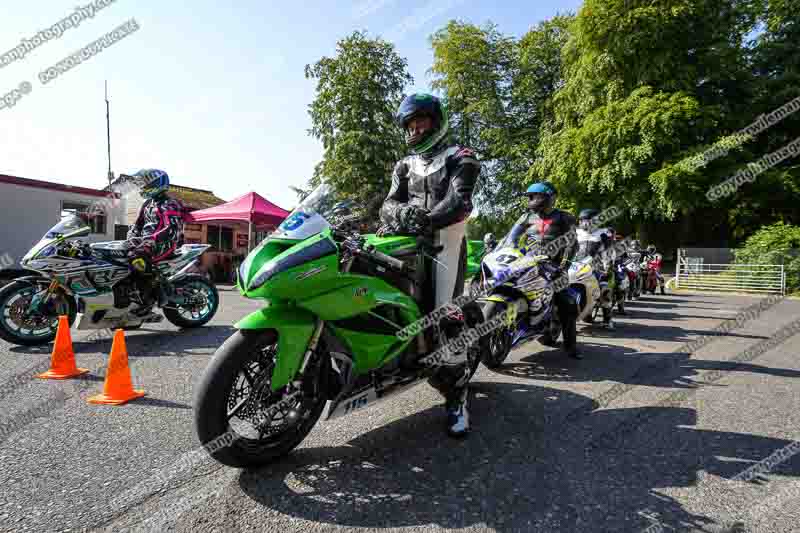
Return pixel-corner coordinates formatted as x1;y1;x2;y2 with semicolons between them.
584;304;600;324
193;329;329;468
0;280;77;346
480;301;514;369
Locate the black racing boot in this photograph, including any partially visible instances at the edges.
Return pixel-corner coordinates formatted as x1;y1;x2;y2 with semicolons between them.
602;308;614;330
539;333;560;348
562;319;582;359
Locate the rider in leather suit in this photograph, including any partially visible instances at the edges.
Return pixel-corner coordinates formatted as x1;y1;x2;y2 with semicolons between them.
483;233;498;255
506;181;582;359
378;93;481;438
126;169;186;311
576;208;616;328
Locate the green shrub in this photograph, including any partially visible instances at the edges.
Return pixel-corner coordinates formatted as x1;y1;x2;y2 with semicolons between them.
734;222;800;291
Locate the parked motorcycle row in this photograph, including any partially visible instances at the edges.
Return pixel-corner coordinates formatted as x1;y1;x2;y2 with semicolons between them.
475;230;667;368
0;183;667;469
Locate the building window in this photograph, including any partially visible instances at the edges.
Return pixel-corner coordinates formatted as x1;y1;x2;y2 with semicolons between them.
207;225;234;252
61;201;107;234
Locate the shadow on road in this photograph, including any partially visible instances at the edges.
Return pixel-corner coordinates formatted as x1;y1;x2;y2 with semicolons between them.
625;297;730;312
585;320;768;344
621;309;744;321
7;325;234;356
490;340;800;391
128;397;192;409
235;382;800;532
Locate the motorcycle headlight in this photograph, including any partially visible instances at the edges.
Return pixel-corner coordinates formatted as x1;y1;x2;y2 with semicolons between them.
247;238;337;292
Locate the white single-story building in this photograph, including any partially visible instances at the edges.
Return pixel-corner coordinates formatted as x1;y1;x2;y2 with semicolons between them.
0;173;251;283
0;174;128;269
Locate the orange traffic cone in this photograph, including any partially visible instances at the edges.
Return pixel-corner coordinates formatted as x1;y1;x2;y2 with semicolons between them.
87;329;145;405
36;316;89;380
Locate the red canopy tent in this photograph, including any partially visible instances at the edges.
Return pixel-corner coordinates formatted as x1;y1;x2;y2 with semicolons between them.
184;191;290;251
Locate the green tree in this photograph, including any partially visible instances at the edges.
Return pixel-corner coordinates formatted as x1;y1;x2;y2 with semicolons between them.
429;16;573;219
304;31;413;216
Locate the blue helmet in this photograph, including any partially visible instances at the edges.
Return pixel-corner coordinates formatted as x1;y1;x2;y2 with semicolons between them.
526;181;557;196
135;169;170;199
525;181;557;213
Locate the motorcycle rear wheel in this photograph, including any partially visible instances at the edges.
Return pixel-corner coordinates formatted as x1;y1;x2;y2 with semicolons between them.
193;329;328;468
163;277;219;328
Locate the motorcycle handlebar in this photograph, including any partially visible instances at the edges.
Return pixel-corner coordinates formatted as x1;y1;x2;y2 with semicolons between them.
364;246;406;272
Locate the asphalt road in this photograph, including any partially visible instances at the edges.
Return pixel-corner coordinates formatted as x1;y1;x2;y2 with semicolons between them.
1;288;799;533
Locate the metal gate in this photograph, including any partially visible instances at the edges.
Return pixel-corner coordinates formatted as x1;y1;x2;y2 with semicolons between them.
670;248;786;295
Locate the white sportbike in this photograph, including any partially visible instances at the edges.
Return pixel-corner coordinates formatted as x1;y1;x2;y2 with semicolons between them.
0;214;219;346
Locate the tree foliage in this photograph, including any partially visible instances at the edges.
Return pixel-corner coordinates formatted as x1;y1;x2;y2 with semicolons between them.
305;2;799;248
304;31;413;216
734;221;800;290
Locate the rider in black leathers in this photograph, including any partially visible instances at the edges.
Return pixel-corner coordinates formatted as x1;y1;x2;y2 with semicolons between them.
378;93;481;438
577;208;617;328
506;181;582;359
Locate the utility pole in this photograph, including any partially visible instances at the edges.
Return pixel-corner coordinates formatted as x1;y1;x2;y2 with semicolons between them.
105;80;113;188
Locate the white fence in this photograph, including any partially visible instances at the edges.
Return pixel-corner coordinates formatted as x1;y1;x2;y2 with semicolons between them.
671;248;786;295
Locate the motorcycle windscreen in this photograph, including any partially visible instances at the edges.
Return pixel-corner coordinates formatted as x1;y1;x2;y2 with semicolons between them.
269;183;345;241
271;212;330;241
23;215;91;263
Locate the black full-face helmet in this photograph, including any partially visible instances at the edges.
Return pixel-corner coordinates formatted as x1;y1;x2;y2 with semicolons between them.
395;93;450;155
578;208;600;230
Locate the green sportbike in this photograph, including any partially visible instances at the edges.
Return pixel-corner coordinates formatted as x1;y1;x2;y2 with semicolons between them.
194;184;487;468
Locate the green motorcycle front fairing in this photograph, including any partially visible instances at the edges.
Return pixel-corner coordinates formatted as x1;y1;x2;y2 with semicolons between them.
234;227;425;391
234;303;318;390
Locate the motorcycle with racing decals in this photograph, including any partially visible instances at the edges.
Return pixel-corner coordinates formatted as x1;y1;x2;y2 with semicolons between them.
193;183;488;468
469;228;562;369
0;213;218;346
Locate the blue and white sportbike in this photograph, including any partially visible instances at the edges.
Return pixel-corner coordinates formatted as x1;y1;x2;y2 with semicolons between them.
0;213;218;346
474;230;563;369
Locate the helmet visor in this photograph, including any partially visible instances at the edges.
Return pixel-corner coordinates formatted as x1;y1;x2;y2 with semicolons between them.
527;193;549;212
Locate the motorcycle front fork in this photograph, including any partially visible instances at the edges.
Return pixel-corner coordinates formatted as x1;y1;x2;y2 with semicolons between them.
26;279;61;316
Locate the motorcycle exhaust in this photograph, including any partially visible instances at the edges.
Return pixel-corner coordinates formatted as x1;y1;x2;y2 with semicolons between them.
326;378;425;421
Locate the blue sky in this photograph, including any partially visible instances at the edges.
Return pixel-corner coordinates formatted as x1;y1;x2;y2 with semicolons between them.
1;0;582;210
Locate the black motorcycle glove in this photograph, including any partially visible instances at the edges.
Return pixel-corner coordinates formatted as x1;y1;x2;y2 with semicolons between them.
397;205;432;235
